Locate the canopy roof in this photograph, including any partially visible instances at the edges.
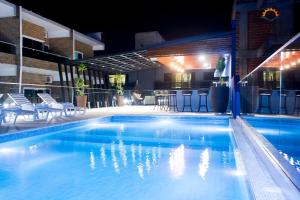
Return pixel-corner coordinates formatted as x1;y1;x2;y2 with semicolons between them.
73;31;232;73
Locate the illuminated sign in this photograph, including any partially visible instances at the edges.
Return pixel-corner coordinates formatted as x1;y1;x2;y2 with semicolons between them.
261;7;280;21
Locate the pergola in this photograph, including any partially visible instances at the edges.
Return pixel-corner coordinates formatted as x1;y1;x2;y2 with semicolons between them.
71;31;233;74
72;50;162;73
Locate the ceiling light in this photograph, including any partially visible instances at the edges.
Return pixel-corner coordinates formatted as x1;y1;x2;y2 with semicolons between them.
198;55;206;62
291;62;296;66
203;62;210;68
285;52;290;59
174;56;184;64
284;64;290;69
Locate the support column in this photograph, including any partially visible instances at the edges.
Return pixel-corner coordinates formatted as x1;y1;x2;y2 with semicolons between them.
16;6;23;93
58;63;65;102
64;64;71;102
69;65;76;103
87;69;95;107
231;19;239;118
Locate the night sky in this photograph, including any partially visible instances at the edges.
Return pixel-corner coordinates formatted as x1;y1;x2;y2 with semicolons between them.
8;0;234;53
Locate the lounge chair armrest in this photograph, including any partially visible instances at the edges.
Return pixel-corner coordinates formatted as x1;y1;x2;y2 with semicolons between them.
62;102;75;108
35;103;49;109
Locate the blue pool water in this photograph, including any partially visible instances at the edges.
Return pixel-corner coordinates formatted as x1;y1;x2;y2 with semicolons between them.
244;116;300;172
0;115;252;200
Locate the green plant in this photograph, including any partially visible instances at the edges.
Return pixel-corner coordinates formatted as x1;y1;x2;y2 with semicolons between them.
215;56;226;86
115;74;124;95
75;64;89;96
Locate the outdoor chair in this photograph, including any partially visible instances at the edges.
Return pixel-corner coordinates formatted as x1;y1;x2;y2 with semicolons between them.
132;91;144;105
37;93;85;116
7;93;60;124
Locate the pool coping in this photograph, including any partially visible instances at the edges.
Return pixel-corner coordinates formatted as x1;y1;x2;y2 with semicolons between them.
231;117;300;200
0;115;112;143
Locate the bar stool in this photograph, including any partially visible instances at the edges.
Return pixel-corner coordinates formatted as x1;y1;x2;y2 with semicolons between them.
257;89;272;114
182;90;193;112
168;90;178;112
154;91;164;110
278;90;288;114
198;89;209;112
161;90;169;111
293;90;300;115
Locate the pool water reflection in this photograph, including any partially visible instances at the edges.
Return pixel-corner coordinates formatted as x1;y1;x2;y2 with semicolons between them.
0;116;252;200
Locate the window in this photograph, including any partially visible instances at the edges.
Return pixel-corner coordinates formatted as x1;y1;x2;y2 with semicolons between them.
23;37;43;51
169;72;192;88
262;70;280;89
74;51;83;60
43;44;49;52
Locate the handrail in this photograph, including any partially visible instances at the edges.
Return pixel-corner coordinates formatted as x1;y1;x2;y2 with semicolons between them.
0;40;16;46
23;46;69;59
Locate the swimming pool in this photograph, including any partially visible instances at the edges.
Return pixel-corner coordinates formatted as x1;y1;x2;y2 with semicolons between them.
244;116;300;173
0;115;252;200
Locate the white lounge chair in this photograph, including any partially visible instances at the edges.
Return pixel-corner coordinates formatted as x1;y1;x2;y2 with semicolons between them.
7;93;62;124
37;93;85;116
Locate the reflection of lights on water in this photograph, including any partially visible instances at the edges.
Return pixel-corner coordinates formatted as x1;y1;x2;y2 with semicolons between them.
29;144;38;154
279;151;300;168
137;162;144;179
169;144;185;178
118;140;127;167
201;136;205;143
158;119;172;125
145;151;151;174
119;124;125;132
0;147;21;154
222;151;228;164
152;147;157;167
90;152;96;171
198;148;209;180
131;144;136;164
111;143;120;174
138;144;143;160
227;169;244;177
100;146;106;167
290;157;295;165
158;146;162;160
137;144;144;178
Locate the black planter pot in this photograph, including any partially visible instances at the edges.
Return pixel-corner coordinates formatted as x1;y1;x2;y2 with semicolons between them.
210;86;229;113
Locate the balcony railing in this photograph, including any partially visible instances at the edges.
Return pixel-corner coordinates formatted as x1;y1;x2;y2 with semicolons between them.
0;40;16;54
23;47;69;63
0;40;69;63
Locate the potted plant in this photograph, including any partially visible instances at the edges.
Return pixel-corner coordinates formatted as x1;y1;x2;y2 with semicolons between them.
75;64;89;108
210;56;229;113
115;74;124;106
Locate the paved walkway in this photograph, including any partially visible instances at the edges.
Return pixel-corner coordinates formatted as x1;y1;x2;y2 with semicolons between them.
0;106;217;134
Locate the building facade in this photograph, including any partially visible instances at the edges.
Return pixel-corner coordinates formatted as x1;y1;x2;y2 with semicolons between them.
0;0;104;102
